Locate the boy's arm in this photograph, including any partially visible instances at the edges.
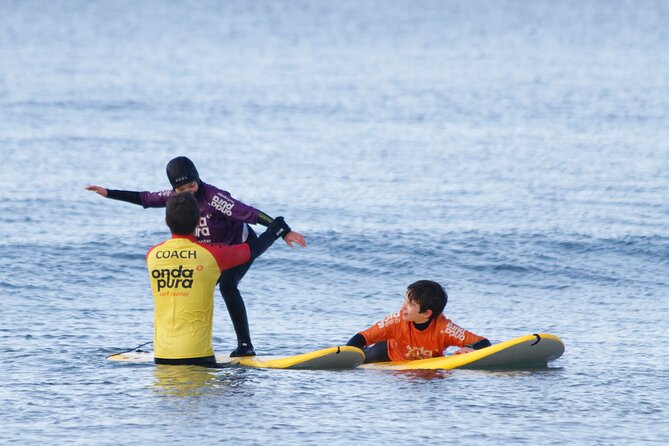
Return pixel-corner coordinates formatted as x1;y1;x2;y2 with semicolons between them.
346;312;400;348
253;211;307;249
346;333;367;349
107;189;142;205
86;185;142;204
453;339;492;355
247;217;291;259
86;185;170;208
467;338;492;349
212;186;306;248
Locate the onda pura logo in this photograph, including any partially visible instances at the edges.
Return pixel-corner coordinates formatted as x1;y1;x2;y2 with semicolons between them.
151;265;194;291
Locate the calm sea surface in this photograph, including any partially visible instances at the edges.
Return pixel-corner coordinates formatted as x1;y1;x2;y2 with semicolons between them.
1;1;668;444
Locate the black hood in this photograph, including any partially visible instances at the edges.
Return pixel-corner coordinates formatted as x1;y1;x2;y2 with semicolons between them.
166;156;200;188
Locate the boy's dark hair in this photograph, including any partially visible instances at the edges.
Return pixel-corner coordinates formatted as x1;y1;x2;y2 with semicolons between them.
406;280;448;318
166;193;200;235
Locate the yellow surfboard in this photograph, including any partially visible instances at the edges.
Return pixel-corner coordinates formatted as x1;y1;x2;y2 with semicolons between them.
107;345;365;370
359;333;564;371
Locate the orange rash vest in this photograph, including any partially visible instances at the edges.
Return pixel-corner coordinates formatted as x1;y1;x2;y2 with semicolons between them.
359;310;486;361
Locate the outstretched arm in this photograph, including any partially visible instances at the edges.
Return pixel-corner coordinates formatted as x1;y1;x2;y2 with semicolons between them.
256;211;307;248
207;217;293;272
86;185;142;205
247;217;292;259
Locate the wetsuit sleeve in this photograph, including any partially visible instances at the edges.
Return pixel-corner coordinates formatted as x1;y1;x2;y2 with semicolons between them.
460;330;487;348
106;189;171;208
467;338;492;350
247;217;291;258
255;211;293;240
256;211;274;227
346;333;367;349
139;190;172;208
107;189;142;205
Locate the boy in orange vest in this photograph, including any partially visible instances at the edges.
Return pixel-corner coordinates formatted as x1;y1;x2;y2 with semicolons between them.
347;280;491;363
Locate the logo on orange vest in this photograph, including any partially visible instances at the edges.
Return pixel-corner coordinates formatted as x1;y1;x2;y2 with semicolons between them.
441;322;466;341
377;311;401;329
151;265;194;292
404;345;435;360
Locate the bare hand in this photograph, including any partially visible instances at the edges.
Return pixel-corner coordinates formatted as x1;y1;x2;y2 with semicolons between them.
453;347;474;355
284;231;307;248
85;185;109;197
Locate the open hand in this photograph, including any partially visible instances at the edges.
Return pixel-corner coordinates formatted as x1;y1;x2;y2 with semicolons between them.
85;185;109;197
284;231;307;248
453;347;474;355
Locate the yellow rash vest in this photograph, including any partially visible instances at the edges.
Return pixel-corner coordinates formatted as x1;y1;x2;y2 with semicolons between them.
146;234;251;360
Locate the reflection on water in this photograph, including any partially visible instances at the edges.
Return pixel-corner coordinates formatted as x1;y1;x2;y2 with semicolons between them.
470;367;565;379
152;365;250;398
379;366;564;382
387;369;455;381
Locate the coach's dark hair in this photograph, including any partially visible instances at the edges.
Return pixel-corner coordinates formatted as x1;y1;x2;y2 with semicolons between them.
166;193;200;235
406;280;447;319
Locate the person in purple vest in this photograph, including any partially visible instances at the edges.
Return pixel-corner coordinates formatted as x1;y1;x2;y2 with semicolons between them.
86;156;307;357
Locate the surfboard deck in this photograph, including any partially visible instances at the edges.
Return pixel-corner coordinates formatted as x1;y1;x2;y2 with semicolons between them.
107;345;365;370
359;333;564;371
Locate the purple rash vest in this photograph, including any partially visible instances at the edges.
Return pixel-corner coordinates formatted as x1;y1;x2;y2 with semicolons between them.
140;182;261;245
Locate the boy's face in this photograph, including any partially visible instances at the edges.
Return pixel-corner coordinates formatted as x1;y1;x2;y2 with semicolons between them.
174;181;199;194
401;293;432;323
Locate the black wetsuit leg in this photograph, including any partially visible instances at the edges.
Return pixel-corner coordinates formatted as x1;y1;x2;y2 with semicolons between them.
154;355;219;367
363;341;390;364
219;228;257;345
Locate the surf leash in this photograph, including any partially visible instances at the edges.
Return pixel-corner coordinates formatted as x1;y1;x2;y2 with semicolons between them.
106;341;153;359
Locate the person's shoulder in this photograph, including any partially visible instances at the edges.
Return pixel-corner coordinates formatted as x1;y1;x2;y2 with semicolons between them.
437;315;468;339
434;313;453;326
200;181;230;196
377;311;403;329
146;239;169;257
199;182;234;204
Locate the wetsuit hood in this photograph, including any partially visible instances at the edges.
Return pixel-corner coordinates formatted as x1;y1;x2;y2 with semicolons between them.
166;156;200;188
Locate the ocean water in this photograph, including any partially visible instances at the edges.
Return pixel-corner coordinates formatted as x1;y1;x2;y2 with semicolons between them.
1;1;668;444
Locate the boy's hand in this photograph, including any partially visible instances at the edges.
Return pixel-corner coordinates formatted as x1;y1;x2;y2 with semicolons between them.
85;185;109;197
284;231;307;248
453;347;474;355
